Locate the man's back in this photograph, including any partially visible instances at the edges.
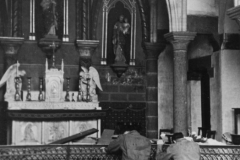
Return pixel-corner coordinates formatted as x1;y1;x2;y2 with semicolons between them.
158;138;200;160
107;130;151;160
122;132;151;160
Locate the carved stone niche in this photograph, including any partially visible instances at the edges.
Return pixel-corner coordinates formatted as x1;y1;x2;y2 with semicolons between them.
45;62;64;102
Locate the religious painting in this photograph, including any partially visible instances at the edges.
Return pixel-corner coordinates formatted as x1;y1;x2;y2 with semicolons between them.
101;0;137;66
42;121;68;144
12;121;41;145
70;120;98;144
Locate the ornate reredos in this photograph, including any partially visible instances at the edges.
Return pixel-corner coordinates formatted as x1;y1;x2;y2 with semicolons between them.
45;61;64;102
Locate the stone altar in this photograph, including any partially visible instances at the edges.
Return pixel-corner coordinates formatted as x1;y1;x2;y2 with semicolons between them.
6;58;103;145
8;101;102;145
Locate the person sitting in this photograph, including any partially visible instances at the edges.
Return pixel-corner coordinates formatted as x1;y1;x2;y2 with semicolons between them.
105;130;151;160
157;132;200;160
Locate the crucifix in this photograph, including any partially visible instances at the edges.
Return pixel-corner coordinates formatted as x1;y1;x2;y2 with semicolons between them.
49;41;57;68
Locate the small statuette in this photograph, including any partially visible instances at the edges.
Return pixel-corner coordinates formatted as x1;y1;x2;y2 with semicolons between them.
72;93;75;102
65;78;70;101
14;77;21;101
38;77;44;101
26;77;32;101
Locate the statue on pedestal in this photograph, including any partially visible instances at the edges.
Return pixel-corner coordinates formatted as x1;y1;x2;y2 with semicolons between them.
79;66;102;102
112;15;130;64
0;63;26;102
41;0;58;36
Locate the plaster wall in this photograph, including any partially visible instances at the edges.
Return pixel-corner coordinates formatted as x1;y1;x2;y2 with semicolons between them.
187;0;219;16
158;45;173;131
187;81;201;134
221;50;240;135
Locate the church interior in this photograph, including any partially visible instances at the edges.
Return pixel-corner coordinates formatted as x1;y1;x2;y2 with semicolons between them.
0;0;240;159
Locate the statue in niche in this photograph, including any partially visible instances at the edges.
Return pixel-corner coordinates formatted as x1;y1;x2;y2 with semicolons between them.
79;65;103;102
0;63;26;102
41;0;58;36
112;15;130;64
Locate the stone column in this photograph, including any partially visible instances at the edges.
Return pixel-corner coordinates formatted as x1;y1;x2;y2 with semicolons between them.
165;32;196;135
143;42;165;138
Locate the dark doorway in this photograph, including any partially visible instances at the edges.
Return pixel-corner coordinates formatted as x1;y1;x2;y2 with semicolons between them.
200;68;211;134
188;56;213;136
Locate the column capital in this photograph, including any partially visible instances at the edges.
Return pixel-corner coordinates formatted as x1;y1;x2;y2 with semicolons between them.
0;37;24;55
227;5;240;29
164;32;196;51
143;42;166;60
0;37;24;69
76;40;99;58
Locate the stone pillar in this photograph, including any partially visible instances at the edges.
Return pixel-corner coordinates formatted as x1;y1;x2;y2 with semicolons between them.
165;32;196;135
143;42;165;138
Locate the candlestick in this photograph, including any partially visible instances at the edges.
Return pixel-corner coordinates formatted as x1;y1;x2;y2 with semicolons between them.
65;77;70;101
26;77;32;101
86;77;90;102
38;77;44;101
14;77;21;101
77;77;82;102
72;93;75;102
